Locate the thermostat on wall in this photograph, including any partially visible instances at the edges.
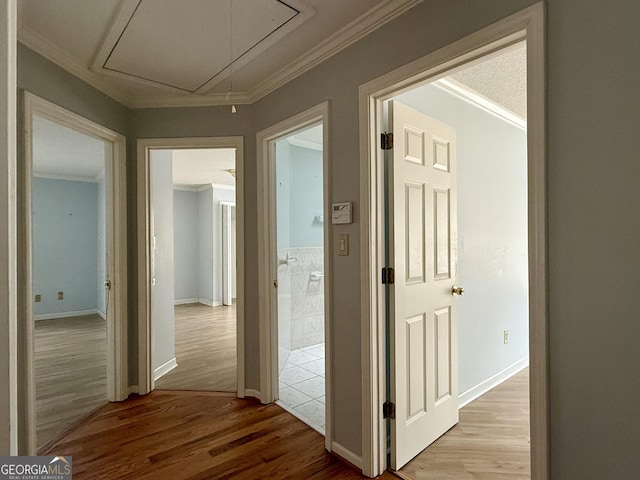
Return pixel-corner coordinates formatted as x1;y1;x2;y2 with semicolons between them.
331;202;352;224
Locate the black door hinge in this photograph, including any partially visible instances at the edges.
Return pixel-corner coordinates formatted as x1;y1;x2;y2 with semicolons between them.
382;267;395;285
381;132;393;150
383;401;395;419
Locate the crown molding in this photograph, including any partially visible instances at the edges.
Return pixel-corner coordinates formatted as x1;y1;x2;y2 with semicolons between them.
433;78;527;131
19;0;423;109
18;27;133;107
247;0;423;103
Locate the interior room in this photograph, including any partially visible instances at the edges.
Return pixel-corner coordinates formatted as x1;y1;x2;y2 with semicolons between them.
150;148;238;392
31;114;108;451
2;1;639;479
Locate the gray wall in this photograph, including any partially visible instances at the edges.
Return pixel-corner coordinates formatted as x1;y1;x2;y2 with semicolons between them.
32;178;98;316
9;0;640;476
173;189;199;301
150;150;175;372
197;188;214;303
396;84;529;394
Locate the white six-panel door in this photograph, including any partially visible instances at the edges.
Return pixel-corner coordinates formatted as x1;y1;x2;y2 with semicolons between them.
389;100;459;470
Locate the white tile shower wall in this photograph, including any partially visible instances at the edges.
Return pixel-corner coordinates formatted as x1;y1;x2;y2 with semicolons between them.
277;247;325;354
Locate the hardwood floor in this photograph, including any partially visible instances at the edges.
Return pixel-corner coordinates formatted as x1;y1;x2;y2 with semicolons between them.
43;390;397;480
155;303;237;391
398;368;530;480
35;314;107;451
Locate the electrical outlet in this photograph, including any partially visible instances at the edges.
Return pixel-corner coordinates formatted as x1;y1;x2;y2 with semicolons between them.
503;330;509;344
57;291;64;300
35;294;41;303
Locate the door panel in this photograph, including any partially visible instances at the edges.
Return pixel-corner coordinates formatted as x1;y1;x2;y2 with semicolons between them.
389;100;459;470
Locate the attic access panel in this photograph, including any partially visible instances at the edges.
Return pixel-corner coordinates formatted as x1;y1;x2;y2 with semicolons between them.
94;0;308;94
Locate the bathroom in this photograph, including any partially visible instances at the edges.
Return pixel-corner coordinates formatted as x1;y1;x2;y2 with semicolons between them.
275;123;326;432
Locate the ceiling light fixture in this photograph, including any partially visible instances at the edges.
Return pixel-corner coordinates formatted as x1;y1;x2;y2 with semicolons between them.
227;0;237;114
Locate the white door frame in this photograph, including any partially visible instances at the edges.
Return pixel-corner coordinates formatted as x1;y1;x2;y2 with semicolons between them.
256;102;332;450
20;91;128;455
359;4;547;478
136;136;245;396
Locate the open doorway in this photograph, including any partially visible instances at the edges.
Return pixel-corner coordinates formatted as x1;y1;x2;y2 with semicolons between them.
257;102;332;446
359;5;546;478
149;148;237;392
389;42;530;477
273;123;327;432
21;92;127;455
136;136;245;397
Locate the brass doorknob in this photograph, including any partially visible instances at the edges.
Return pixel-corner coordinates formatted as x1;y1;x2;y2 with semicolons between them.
452;286;464;296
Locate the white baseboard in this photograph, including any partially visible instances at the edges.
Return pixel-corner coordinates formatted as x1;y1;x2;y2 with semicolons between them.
459;356;529;408
244;388;262;402
96;309;106;320
128;385;139;395
35;309;101;320
331;441;363;470
198;298;222;307
174;298;198;305
153;357;178;381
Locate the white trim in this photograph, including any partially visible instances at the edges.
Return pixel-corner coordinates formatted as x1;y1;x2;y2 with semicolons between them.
433;78;527;131
359;4;547;477
174;298;199;306
128;385;139;395
172;183;235;192
459;357;530;408
197;299;221;308
286;136;322;151
137;136;245;398
17;29;132;107
1;0;18;455
18;0;421;109
257;102;332;451
331;441;363;471
34;309;103;321
153;357;178;381
242;388;261;401
21;92;128;455
32;172;102;183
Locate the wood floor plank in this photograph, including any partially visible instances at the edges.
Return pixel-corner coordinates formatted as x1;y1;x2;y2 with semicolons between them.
43;391;397;480
399;368;530;480
155;303;237;391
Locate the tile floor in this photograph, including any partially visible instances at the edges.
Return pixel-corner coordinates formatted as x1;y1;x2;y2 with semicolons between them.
277;343;325;433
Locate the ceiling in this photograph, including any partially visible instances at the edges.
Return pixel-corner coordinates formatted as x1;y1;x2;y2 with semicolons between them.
172;149;236;187
18;0;422;108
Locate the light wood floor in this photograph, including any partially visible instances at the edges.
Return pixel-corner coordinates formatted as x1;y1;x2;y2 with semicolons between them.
35;314;107;451
43;390;397;480
399;368;530;480
155;303;237;391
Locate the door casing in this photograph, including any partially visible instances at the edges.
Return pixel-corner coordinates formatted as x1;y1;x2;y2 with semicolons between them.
358;3;547;477
256;102;332;451
20;91;128;455
136;137;245;396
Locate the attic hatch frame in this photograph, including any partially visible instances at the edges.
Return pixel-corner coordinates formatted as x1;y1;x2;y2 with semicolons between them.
358;3;547;478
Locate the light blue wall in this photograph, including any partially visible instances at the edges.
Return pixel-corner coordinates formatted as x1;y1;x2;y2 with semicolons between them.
32;178;98;316
197;188;214;304
396;84;528;394
173;190;199;301
96;175;106;315
275;140;323;248
150;150;175;371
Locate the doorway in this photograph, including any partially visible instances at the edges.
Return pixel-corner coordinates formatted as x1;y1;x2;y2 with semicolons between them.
359;5;547;478
257;102;331;447
149;147;237;392
21;92;127;455
136;137;245;397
